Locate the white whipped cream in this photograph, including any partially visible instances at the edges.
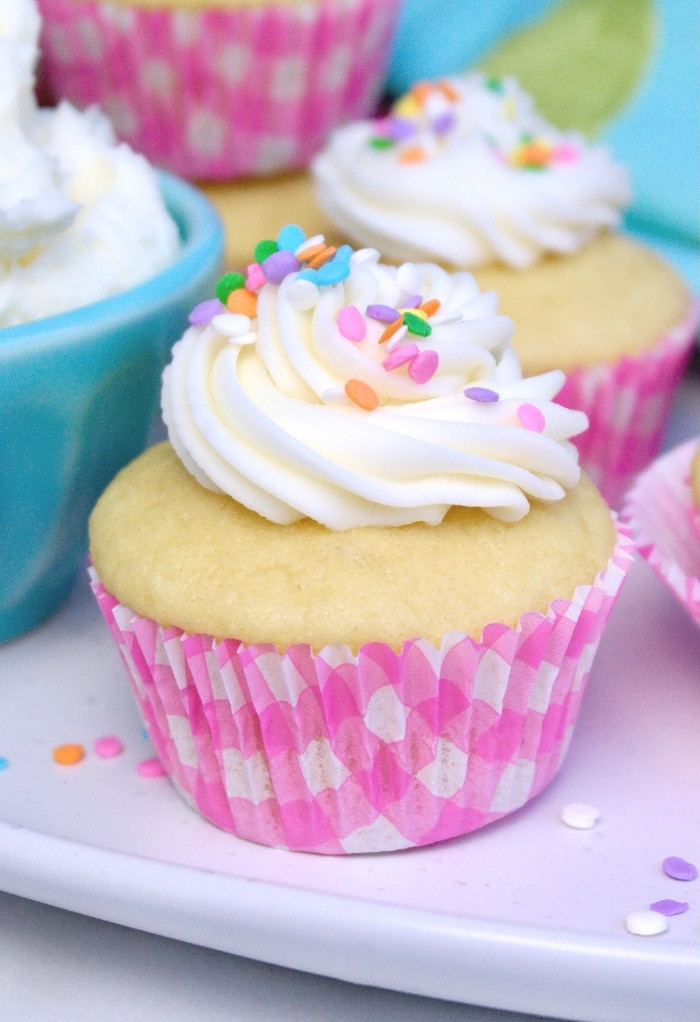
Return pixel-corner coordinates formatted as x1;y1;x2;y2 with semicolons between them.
0;0;180;327
313;73;631;269
162;232;587;528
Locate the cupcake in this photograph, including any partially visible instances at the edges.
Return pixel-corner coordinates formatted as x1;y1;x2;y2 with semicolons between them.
623;439;700;630
312;73;698;506
88;227;634;854
35;0;401;180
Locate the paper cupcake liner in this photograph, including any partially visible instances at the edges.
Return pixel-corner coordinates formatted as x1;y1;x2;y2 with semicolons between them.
37;0;399;179
89;519;633;854
556;300;699;509
622;440;700;629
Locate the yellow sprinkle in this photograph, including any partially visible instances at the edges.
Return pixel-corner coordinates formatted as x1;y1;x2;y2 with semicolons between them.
399;307;428;320
393;94;420;118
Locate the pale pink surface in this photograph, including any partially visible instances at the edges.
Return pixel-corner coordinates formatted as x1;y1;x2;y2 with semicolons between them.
89;521;634;854
37;0;399;179
556;300;698;509
623;440;700;629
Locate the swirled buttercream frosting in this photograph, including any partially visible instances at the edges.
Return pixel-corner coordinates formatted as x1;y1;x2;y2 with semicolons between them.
312;73;630;269
163;225;588;529
0;0;180;326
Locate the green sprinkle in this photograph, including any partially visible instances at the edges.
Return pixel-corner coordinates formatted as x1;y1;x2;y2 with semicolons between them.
254;239;279;262
215;272;245;302
369;136;394;149
485;76;504;92
402;311;432;337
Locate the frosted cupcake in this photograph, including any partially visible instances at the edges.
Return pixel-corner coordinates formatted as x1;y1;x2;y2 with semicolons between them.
89;226;634;854
312;73;698;506
35;0;400;179
623;439;700;630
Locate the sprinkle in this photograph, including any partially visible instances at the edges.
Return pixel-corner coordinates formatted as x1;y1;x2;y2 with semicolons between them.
315;257;350;286
307;245;337;269
650;899;689;916
351;248;380;264
277;224;306;251
411;81;433;105
382;342;419;370
337;305;366;342
625;911;668;936
386;117;416;142
188;297;224;326
245;262;266;291
431;311;464;326
295;233;324;256
400;294;423;309
552;142;579;164
464;386;499;403
296;240;327;262
408;349;439;383
432;111;455;134
517;403;546;432
437;78;459;102
254;238;279;262
52;743;85;766
378;317;404;344
398;145;428;164
367;303;399;323
393;93;421;118
485;76;504;93
321;386;347;405
226;288;258;317
345;379;380;411
369;135;394;149
288;277;321;309
663;856;698;881
419;298;441;317
93;735;124;759
215;272;245;303
212;318;256;344
211;312;252;337
262;249;300;283
0;757;8;771
560;803;600;830
397;263;423;295
403;310;432;337
385;324;409;351
401;305;427;319
137;757;167;778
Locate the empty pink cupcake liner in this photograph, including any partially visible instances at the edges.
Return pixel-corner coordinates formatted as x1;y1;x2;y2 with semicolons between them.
556;300;699;509
89;519;634;854
623;440;700;629
37;0;400;179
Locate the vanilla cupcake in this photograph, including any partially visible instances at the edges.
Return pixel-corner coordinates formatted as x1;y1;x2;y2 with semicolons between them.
36;0;400;179
89;226;633;854
312;73;698;506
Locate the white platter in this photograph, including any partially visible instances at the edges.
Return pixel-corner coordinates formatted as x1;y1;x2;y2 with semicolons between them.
1;380;699;1022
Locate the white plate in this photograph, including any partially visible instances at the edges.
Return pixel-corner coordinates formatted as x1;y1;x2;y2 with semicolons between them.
1;383;699;1022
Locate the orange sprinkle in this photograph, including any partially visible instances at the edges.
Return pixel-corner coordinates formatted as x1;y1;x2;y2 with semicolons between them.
398;145;428;164
438;79;459;102
513;141;551;167
411;81;433;105
52;743;85;766
308;245;337;269
296;241;327;262
345;379;380;411
420;298;441;317
378;317;404;344
227;288;258;317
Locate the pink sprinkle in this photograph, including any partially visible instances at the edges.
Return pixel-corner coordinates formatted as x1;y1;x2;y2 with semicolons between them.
93;735;124;759
382;342;419;370
245;262;266;291
552;142;579;164
663;856;698;881
517;403;545;432
408;349;439;383
649;899;689;916
337;304;366;342
137;757;166;778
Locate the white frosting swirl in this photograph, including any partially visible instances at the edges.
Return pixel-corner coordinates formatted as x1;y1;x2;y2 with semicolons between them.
0;0;180;326
162;246;588;528
313;73;630;269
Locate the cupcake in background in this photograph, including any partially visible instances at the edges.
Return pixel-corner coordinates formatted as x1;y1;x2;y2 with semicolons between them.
311;72;698;507
34;0;401;180
623;439;700;630
88;225;634;854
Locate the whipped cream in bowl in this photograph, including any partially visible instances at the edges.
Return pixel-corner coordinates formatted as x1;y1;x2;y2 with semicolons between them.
312;73;631;270
163;225;588;529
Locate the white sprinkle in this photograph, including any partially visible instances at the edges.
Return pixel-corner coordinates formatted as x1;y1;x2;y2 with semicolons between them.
288;278;321;309
431;310;464;326
561;803;600;830
295;233;324;257
350;247;380;264
625;911;668;936
397;262;423;296
321;386;347;405
385;324;409;352
211;312;252;337
226;331;257;346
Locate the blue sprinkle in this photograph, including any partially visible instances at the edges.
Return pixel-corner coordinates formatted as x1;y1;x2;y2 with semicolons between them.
296;268;319;282
277;224;306;252
315;259;350;285
0;757;8;771
334;245;353;263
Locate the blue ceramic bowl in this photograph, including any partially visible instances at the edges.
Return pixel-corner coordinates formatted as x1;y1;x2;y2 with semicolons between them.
0;172;224;643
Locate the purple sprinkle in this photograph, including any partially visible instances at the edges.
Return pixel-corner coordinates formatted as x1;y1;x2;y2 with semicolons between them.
464;386;499;403
261;249;300;284
401;294;422;309
188;298;225;326
386;117;416;142
367;303;400;323
432;111;456;134
663;856;698;881
649;899;690;917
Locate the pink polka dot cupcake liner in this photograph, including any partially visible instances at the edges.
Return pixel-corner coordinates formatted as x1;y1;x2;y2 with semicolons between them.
556;300;699;509
36;0;400;180
623;439;700;630
88;520;634;855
